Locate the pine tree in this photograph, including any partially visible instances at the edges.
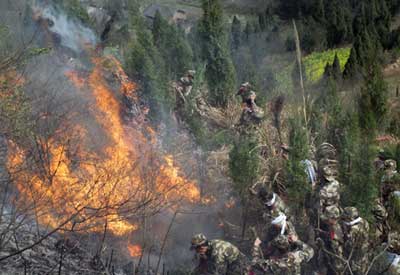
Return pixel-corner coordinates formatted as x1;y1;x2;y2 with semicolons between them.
286;117;310;214
314;0;326;23
332;53;341;80
229;136;260;196
126;29;169;121
258;13;266;31
244;21;252;42
231;16;242;50
152;11;163;47
199;0;237;107
343;47;359;80
359;61;388;132
323;62;332;78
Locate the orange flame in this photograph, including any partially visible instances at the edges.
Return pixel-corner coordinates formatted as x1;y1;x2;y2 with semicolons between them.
7;53;199;236
127;244;142;257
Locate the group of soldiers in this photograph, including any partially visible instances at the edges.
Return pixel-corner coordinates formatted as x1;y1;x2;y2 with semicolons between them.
174;74;264;124
189;143;400;275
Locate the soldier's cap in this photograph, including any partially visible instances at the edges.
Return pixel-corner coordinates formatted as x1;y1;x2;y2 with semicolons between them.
272;235;290;250
385;159;397;170
190;233;207;250
342;207;359;222
240;82;251;88
187;70;196;77
317;143;336;159
321;205;340;220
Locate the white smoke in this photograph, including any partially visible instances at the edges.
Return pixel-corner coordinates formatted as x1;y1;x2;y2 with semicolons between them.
31;0;96;52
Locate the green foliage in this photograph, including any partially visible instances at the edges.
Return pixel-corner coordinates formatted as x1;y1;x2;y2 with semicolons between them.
230;16;241;50
359;62;388;132
286;117;310;211
0;84;32;141
343;135;378;219
152;12;193;78
311;77;343;145
343;47;359;80
229;135;260;196
54;0;90;23
199;0;236;107
303;47;350;83
331;53;341;80
126;28;170;121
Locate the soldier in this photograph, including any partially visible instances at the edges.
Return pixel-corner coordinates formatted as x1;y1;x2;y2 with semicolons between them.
317;205;345;275
342;207;370;275
262;213;298;258
262;192;289;221
190;233;245;275
251;185;289;222
318;166;341;211
176;70;196;99
236;82;255;110
382;160;400;202
372;198;389;244
251;234;314;274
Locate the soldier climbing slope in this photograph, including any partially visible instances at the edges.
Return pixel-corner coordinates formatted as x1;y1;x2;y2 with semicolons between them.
190;233;246;275
177;70;196;97
236;82;264;124
251;234;314;275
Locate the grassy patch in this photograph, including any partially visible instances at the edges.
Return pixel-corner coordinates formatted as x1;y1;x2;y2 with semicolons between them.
303;47;351;83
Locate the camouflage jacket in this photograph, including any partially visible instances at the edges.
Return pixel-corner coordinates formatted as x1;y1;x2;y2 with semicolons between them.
382;171;400;202
198;239;244;275
343;218;370;260
319;180;341;208
263;222;298;257
251;240;314;275
263;195;289;223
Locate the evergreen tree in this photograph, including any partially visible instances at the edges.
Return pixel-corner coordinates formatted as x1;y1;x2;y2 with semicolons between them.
359;62;388;132
323;62;332;78
152;11;163;47
231;16;242;50
199;0;236;107
126;30;169;121
229;136;260;196
332;53;341;80
258;13;266;31
314;0;326;23
244;21;252;42
151;13;193;78
286;117;310;213
343;47;358;80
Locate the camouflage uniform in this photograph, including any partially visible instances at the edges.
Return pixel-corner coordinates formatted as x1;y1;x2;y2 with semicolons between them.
342;207;371;275
259;192;289;223
312;143;341;224
263;214;298;258
372;198;389;243
251;235;314;275
191;234;245;275
381;160;400;232
177;70;195;97
317;205;345;275
236;83;264;124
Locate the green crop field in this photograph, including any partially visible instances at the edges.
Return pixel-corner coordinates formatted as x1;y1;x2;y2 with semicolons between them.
303;47;351;83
